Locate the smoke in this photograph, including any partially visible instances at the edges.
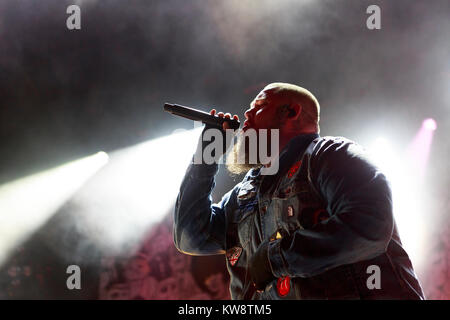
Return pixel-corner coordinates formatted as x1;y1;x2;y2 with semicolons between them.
0;0;449;296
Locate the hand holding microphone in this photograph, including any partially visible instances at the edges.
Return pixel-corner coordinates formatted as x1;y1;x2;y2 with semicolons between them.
201;109;240;163
164;103;240;163
163;103;240;131
208;109;240;131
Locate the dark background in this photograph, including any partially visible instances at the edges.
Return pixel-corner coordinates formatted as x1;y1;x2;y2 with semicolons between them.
0;0;449;299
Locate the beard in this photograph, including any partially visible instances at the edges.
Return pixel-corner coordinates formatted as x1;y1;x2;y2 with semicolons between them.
225;129;263;176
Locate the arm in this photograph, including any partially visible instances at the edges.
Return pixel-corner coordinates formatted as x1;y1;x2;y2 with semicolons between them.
173;160;238;256
174;111;240;255
268;138;394;278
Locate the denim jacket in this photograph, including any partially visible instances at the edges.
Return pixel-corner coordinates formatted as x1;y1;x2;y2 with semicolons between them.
174;134;425;299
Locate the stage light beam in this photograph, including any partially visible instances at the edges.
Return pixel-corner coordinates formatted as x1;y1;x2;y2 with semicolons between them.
408;118;437;179
367;137;425;270
70;127;203;255
423;118;437;131
0;151;109;266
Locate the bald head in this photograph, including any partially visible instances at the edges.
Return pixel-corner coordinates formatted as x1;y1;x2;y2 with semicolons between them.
256;82;320;133
227;83;320;175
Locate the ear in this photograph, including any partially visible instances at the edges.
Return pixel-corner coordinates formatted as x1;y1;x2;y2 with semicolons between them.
287;103;301;120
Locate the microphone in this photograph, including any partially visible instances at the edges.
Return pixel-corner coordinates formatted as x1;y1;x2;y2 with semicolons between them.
164;103;240;130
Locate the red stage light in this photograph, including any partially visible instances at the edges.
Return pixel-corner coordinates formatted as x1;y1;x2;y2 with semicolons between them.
423;118;437;131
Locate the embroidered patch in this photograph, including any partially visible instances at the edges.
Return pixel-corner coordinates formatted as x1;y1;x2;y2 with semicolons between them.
287;205;294;217
270;230;283;242
277;276;291;297
226;246;243;266
287;160;302;178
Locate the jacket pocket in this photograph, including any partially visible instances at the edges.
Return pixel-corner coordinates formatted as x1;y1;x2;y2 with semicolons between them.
232;198;257;247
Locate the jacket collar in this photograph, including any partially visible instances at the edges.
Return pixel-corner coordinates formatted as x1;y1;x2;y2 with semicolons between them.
248;133;320;179
277;133;320;172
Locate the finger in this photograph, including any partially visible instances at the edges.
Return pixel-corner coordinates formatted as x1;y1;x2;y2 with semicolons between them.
210;109;216;116
233;115;239;120
224;113;231;119
217;112;224;117
223;121;231;130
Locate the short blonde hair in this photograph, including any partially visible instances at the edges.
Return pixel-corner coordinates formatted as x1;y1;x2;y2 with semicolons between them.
263;82;320;132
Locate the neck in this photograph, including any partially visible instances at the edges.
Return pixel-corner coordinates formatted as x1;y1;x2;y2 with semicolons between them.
262;130;315;169
278;130;314;154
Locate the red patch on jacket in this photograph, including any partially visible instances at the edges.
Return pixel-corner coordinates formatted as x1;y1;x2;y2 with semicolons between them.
277;276;291;296
226;247;242;266
287;161;302;178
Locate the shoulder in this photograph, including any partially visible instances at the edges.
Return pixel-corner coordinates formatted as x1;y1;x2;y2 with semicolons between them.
308;136;361;154
307;136;367;162
307;136;381;180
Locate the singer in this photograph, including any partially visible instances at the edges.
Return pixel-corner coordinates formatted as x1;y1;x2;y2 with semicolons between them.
173;82;425;299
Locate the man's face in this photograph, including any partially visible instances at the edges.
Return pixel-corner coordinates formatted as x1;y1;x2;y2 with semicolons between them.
123;256;150;281
107;283;131;300
243;89;282;132
225;88;283;175
169;249;189;273
205;273;224;293
157;278;179;299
